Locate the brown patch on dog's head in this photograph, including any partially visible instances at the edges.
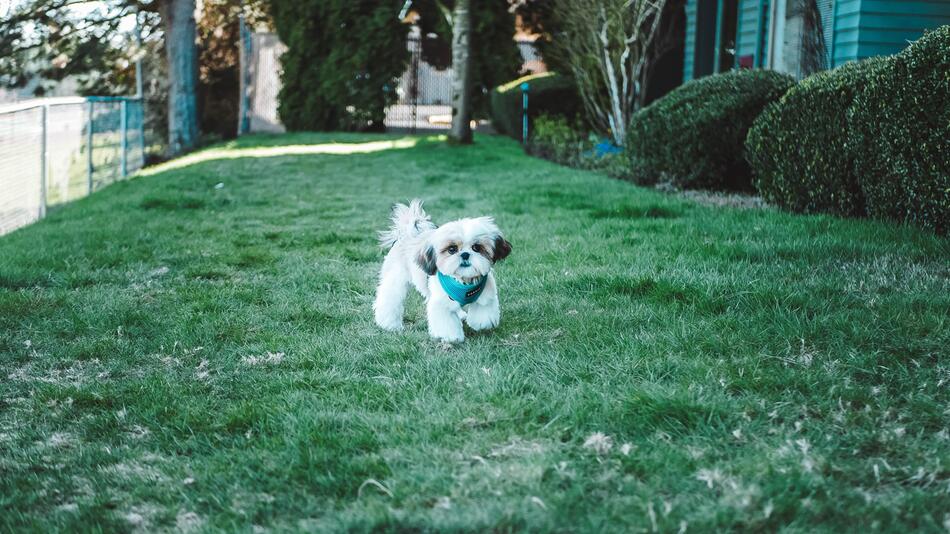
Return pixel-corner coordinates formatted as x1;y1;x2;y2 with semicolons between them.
417;245;437;275
470;233;511;264
492;236;512;263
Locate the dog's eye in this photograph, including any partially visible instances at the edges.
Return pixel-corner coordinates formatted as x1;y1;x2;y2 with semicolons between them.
472;244;482;252
447;245;458;254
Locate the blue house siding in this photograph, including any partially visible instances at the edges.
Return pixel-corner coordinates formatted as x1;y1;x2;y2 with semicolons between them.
736;0;768;66
853;1;950;60
681;0;950;86
833;0;863;66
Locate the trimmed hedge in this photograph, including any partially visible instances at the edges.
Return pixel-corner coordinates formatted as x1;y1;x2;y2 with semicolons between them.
746;57;889;216
849;26;950;234
270;0;409;132
490;72;582;142
627;70;795;191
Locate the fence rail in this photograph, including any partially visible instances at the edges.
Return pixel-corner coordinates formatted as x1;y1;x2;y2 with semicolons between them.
0;96;146;236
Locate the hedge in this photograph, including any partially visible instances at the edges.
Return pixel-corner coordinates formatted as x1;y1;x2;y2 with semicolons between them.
627;69;795;191
849;26;950;234
270;0;408;132
746;57;889;216
490;72;582;142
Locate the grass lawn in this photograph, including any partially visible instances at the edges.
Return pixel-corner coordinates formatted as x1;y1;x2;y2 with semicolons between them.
1;133;948;532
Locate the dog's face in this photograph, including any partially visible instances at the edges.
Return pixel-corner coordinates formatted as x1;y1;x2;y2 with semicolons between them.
417;217;511;281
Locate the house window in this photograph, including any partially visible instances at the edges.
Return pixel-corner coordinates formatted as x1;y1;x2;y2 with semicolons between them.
694;0;739;78
694;0;718;77
799;0;834;75
716;0;739;72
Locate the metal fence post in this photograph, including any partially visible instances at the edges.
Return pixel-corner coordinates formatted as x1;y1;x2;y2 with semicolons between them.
521;82;530;144
39;105;48;219
86;100;94;193
139;99;146;167
237;14;250;135
120;99;128;178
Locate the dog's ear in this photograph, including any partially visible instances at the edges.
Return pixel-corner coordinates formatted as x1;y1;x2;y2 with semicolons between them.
416;245;438;275
492;236;512;263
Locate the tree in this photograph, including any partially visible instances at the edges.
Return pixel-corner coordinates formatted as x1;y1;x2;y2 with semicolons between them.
547;0;667;146
197;0;265;140
269;0;409;132
0;0;208;157
162;0;199;155
515;0;682;144
449;0;473;143
413;0;522;118
0;1;147;93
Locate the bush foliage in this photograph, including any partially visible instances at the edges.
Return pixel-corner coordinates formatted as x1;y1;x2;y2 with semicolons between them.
526;114;587;166
626;70;795;190
491;72;582;142
526;114;633;180
270;0;408;131
849;26;950;234
746;57;888;216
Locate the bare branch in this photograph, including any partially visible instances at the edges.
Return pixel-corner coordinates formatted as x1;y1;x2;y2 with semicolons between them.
550;0;669;145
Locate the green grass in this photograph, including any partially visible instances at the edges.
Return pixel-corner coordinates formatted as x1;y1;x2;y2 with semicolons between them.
1;132;948;532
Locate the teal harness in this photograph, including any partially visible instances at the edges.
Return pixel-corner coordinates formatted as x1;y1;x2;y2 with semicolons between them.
437;272;487;306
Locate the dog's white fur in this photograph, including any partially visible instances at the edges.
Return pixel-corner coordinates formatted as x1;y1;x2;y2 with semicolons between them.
374;200;511;342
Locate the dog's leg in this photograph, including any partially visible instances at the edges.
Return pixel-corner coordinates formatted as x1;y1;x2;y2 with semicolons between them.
465;299;499;331
427;298;465;343
465;274;499;331
374;254;411;331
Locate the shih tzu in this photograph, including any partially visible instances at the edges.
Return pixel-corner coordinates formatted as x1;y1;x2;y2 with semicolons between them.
373;200;512;343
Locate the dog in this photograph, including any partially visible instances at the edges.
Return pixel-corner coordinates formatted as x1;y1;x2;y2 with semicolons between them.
373;200;511;343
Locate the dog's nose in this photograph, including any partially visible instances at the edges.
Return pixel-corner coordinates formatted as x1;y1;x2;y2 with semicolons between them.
460;252;470;260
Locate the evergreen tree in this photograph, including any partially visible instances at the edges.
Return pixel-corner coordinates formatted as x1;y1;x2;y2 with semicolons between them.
269;0;409;131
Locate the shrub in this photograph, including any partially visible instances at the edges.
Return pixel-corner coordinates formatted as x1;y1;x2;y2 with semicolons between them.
626;69;795;190
849;26;950;234
526;114;635;181
270;0;409;132
490;72;582;142
526;114;587;166
746;57;889;216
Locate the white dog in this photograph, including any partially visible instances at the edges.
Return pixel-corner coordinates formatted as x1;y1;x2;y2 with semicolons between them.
373;200;512;343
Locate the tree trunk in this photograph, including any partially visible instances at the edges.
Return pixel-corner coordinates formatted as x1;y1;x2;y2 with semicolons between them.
162;0;199;157
449;0;473;144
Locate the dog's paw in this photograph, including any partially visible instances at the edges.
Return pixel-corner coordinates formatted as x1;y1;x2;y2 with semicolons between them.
431;331;464;344
465;307;499;331
466;315;498;331
375;317;405;332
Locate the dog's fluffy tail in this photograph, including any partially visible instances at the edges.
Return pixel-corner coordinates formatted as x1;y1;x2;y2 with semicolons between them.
379;199;436;249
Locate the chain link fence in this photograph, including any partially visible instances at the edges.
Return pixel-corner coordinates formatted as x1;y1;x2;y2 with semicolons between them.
384;27;454;133
0;96;146;236
238;27;287;134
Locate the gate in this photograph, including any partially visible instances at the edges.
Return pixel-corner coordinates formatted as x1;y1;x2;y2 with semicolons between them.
384;27;454;133
238;27;287;134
